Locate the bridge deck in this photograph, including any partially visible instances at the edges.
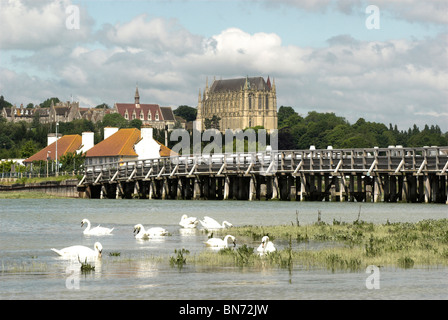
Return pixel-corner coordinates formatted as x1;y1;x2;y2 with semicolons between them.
78;147;448;203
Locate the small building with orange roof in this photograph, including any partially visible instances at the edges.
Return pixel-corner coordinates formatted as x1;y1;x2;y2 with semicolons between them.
85;126;176;167
24;134;83;164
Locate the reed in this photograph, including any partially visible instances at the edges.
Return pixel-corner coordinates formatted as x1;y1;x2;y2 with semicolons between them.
210;218;448;270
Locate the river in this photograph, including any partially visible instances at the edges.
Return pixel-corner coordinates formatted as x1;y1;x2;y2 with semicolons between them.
0;199;447;300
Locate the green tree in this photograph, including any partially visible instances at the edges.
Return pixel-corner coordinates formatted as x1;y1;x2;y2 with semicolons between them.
129;119;142;129
40;97;60;108
95;103;110;109
59;151;86;172
0;95;12;110
204;115;221;130
100;113;128;128
173;105;197;122
277;106;299;128
20;140;39;158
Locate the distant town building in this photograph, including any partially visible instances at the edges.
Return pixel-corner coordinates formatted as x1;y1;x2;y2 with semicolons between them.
112;86;177;130
195;76;278;133
1;100;109;124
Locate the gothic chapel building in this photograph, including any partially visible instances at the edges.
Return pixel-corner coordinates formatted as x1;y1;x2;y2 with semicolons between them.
195;76;278;132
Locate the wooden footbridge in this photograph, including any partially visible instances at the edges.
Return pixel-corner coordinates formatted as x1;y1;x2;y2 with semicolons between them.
77;146;448;203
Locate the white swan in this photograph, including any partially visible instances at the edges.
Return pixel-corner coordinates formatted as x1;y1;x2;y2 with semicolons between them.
205;235;236;248
199;216;233;229
51;242;103;261
257;236;276;255
81;218;114;236
179;214;199;229
133;224;169;239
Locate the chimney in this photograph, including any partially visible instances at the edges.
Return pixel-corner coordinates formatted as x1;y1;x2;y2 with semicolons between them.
47;133;62;146
140;126;153;141
104;127;119;140
81;132;94;153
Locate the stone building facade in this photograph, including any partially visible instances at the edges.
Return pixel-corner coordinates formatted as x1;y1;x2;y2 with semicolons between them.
1;100;108;124
195;76;278;132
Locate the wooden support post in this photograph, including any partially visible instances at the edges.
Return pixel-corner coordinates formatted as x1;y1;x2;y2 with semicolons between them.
424;174;431;203
300;174;306;201
193;178;201;200
223;175;230;200
162;178;167;200
373;175;381;202
401;175;409;203
384;175;390;202
133;180;140;198
271;175;279;200
349;175;355;202
324;174;330;201
249;176;256;201
390;175;397;202
418;175;424;203
339;174;346;202
177;178;183;200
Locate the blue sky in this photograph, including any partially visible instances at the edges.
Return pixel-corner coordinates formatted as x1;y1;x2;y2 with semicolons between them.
1;0;447;132
78;0;443;46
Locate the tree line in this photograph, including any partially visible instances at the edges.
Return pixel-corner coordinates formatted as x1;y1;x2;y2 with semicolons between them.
277;106;448;150
1;98;447;162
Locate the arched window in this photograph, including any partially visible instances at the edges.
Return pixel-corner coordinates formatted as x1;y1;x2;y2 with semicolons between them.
155;112;159;121
140;111;144;120
148;111;152;121
124;110;129;120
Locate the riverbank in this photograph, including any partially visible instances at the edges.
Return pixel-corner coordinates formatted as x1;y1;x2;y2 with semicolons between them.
0;177;80;198
0;191;67;199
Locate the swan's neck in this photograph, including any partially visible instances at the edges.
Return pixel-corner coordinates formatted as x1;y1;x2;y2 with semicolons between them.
138;225;146;234
85;220;91;231
223;235;231;246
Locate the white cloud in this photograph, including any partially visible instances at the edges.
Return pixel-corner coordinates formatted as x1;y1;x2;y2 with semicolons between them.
97;14;203;56
0;0;93;50
0;1;446;132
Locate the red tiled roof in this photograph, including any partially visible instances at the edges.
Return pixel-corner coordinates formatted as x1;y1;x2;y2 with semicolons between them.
86;128;141;158
115;103;163;122
24;135;82;163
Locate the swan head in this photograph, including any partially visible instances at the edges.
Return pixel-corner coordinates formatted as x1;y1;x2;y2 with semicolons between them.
94;242;103;257
181;214;188;220
81;219;88;227
133;224;143;234
223;221;233;228
261;236;270;248
225;235;236;247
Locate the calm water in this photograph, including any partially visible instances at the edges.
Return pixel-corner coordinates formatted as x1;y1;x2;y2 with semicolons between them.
0;199;447;300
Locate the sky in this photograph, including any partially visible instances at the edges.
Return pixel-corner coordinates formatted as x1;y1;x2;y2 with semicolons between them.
1;0;447;132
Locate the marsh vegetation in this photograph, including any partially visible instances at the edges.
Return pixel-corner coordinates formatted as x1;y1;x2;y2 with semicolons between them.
201;218;448;271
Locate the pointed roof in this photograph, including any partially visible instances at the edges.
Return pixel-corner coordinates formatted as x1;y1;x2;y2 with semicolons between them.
86;128;141;158
160;106;175;121
209;76;271;93
24;135;82;163
135;85;140;104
